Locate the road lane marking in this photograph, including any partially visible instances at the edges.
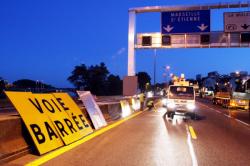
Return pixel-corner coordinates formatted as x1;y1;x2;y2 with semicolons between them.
198;103;218;112
235;119;250;126
188;126;197;140
26;111;143;166
186;125;198;166
215;110;222;114
224;114;231;118
198;101;250;127
198;102;230;115
154;101;162;112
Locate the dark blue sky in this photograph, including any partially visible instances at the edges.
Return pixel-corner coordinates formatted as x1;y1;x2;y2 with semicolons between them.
0;0;249;87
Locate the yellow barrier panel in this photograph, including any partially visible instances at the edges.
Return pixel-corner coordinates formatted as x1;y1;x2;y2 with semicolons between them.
31;94;84;145
52;93;93;137
26;111;143;166
5;92;64;155
5;92;94;155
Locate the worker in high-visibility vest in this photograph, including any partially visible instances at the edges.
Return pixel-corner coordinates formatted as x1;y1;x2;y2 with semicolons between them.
139;93;145;111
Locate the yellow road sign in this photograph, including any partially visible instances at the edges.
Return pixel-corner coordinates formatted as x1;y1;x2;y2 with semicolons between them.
5;92;94;155
32;94;84;145
5;92;64;155
52;93;93;137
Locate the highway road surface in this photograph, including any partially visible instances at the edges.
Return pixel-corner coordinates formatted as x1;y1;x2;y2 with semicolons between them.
7;100;250;166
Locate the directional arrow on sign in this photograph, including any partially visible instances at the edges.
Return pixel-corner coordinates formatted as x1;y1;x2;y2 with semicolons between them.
197;24;208;31
163;25;174;32
241;24;250;30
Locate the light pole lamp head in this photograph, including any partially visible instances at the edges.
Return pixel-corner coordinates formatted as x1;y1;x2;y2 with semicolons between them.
166;65;170;70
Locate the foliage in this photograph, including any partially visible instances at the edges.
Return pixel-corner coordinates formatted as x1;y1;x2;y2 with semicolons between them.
0;77;6;97
107;74;122;95
0;77;5;90
13;79;54;90
13;79;37;89
136;72;151;92
67;64;88;90
235;78;244;92
68;63;122;96
87;63;110;95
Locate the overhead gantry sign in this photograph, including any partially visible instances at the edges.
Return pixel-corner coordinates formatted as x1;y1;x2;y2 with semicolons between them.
127;2;250;76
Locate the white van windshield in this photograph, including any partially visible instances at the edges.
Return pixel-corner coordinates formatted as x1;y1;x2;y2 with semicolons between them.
169;86;194;100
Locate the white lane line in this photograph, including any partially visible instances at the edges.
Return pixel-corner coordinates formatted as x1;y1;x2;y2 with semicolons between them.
215;110;222;114
198;102;222;113
186;125;198;166
235;119;250;126
197;103;207;108
198;102;250;127
224;114;231;118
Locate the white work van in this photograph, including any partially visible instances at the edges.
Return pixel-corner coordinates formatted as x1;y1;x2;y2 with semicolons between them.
163;85;196;118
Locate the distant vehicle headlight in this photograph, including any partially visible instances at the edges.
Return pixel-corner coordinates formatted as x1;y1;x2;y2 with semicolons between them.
238;100;246;105
147;91;153;98
186;103;196;110
162;98;167;105
167;102;176;109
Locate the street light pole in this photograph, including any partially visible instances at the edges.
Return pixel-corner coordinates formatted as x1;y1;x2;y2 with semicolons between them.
163;65;171;89
154;49;157;94
166;65;170;88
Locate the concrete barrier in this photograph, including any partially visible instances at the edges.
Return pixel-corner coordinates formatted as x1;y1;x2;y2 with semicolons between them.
98;102;122;122
0;116;30;163
108;103;122;120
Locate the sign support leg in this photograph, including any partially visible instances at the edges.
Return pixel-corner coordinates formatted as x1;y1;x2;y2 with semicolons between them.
128;11;136;76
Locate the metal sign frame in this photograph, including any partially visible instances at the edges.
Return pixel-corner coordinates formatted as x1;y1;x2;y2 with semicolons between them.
127;2;250;76
135;32;250;49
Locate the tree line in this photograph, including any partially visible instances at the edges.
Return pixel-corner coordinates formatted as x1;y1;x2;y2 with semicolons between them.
0;78;54;98
68;63;121;96
1;62;152;97
67;62;152;96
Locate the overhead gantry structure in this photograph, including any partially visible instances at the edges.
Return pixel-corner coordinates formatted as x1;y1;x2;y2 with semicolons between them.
127;2;250;76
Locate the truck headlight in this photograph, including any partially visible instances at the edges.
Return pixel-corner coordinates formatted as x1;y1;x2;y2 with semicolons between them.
187;103;195;110
167;102;176;109
162;99;167;105
238;100;246;105
147;91;153;98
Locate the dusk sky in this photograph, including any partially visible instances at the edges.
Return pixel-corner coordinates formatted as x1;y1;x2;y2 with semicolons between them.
1;0;250;87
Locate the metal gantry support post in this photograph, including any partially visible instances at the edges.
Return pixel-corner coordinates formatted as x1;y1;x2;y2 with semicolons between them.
128;11;136;76
153;49;157;95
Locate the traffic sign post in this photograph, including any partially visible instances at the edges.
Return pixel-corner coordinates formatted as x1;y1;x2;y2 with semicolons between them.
161;10;210;34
